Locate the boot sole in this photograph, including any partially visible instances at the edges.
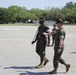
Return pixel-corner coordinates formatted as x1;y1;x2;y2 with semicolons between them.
49;71;57;74
35;65;43;69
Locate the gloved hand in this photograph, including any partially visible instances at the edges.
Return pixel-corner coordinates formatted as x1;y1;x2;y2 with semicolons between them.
31;41;35;44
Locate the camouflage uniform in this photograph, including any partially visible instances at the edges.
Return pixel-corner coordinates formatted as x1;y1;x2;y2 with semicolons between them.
53;27;65;68
32;17;50;68
35;25;49;62
49;19;70;74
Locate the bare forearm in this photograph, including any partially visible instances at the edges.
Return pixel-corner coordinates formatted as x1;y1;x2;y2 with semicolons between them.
43;31;55;36
59;39;63;48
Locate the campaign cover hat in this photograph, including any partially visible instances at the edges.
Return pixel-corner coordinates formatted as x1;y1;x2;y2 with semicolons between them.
56;19;63;24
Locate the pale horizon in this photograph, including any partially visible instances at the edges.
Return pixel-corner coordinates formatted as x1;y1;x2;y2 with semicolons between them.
0;0;76;9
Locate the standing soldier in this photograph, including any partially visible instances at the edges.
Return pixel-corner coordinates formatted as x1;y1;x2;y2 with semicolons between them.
43;19;71;74
51;24;57;46
31;17;50;68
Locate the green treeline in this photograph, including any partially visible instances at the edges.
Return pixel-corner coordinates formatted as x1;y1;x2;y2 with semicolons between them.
0;1;76;24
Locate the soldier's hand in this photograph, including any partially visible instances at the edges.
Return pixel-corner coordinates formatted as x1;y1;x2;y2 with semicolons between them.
50;31;55;34
43;32;47;36
31;41;35;44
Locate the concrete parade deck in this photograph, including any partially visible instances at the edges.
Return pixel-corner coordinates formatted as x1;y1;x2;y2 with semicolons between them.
0;26;76;75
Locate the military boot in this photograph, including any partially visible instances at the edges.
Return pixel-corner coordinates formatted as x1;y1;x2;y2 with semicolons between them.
64;64;71;72
49;68;57;74
35;58;44;68
35;64;43;68
43;58;49;67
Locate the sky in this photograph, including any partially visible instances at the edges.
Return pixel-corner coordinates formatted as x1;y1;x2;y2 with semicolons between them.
0;0;76;10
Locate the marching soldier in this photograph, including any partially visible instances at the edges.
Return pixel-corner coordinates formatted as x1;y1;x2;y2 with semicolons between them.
31;17;50;68
43;19;71;74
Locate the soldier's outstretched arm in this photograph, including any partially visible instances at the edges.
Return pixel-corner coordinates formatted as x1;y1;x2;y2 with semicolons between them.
43;31;54;36
31;30;39;44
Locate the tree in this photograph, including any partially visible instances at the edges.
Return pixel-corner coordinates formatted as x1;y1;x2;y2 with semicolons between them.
0;7;9;24
63;1;76;23
65;1;74;9
46;8;61;20
30;8;44;19
8;6;24;23
0;1;76;24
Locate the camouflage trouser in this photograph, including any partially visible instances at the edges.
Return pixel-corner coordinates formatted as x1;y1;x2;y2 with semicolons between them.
36;39;47;61
53;47;65;68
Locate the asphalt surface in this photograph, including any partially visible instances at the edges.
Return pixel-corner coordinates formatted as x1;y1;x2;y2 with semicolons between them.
0;26;76;75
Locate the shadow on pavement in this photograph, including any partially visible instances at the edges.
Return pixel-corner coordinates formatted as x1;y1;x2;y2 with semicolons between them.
4;66;67;75
70;52;76;54
19;71;66;75
4;66;35;69
19;71;48;75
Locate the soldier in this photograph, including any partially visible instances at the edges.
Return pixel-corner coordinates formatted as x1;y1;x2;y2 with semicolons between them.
51;24;57;46
43;19;71;74
31;17;50;68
